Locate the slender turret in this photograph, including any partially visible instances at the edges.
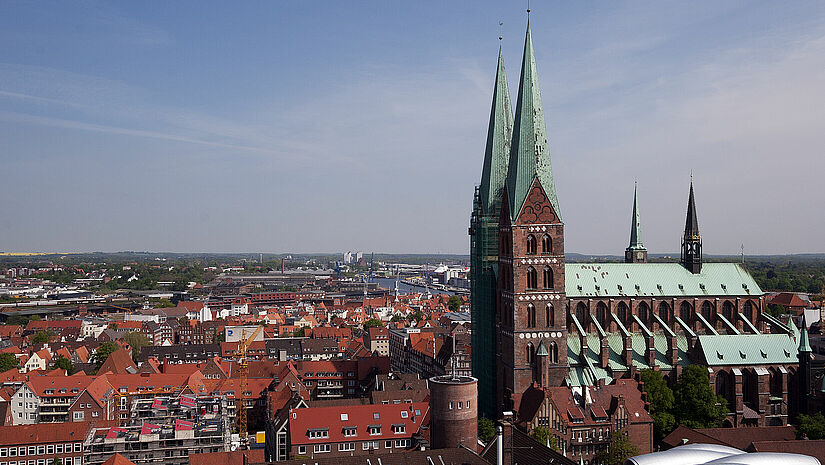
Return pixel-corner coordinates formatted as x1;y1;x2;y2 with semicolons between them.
625;183;647;263
681;178;702;273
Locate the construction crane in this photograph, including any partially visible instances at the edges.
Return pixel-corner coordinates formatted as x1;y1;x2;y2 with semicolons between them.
235;325;264;447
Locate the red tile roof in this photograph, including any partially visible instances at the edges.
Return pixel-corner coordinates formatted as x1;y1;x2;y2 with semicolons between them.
101;453;138;465
288;401;428;446
0;421;90;445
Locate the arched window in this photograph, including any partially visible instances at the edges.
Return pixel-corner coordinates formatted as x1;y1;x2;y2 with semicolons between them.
638;302;649;326
550;341;559;364
526;267;537;289
542;235;552;254
658;301;670;323
617;302;628;325
701;301;712;321
722;301;734;322
596;302;608;328
543;266;554;289
680;301;692;322
526;235;537;255
546;304;554;328
576;302;588;326
716;370;734;410
744;301;754;322
527;303;536;328
526;342;534;365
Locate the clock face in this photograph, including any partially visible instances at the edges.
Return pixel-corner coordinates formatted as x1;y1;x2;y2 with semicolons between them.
637;252;644;259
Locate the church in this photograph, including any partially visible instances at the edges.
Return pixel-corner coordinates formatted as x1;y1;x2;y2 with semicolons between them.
469;20;812;429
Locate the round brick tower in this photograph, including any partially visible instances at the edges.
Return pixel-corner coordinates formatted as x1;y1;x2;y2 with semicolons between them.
429;375;478;449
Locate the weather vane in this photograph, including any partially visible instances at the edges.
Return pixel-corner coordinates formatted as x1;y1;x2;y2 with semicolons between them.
498;21;503;41
527;0;531;15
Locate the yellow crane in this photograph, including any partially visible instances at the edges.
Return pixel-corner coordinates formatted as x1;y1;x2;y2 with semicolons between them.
235;325;264;447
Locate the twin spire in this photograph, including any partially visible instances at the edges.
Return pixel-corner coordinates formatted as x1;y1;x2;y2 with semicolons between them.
477;21;561;222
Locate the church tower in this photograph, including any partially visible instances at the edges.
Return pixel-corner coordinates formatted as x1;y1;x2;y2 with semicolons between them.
625;183;647;263
797;325;813;416
470;45;513;419
681;179;702;273
496;21;567;414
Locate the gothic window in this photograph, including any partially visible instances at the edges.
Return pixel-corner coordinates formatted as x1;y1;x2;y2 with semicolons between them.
716;370;733;410
527;304;536;328
546;304;554;328
576;302;587;326
527;267;538;289
596;302;607;328
658;302;670;323
542;235;552;254
679;301;692;322
526;235;537;255
722;301;734;322
638;302;649;326
550;341;559;364
744;301;754;322
543;266;554;289
617;302;628;325
769;367;782;398
526;342;534;365
701;301;712;321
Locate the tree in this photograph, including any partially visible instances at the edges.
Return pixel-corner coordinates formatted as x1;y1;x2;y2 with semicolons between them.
293;327;306;337
448;295;462;312
390;314;405;323
673;364;728;428
52;356;74;374
0;352;18;372
478;417;496;444
797;413;825;439
640;369;676;442
31;331;55;345
122;332;150;362
593;431;639;465
364;318;384;329
213;331;225;344
92;342;119;368
407;311;424;323
529;425;558;450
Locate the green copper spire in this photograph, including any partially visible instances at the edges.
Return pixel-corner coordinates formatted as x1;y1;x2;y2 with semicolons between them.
799;325;812;353
506;21;561;221
535;340;549;357
629;183;643;249
479;46;513;215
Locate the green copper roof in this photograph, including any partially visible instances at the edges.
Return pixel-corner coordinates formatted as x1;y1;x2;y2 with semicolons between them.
478;47;513;216
799;326;812;353
564;263;762;298
506;21;561;221
697;334;798;366
628;184;644;250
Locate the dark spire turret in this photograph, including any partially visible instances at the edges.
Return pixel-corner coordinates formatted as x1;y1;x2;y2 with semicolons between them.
625;183;647;263
798;324;812;415
681;178;702;273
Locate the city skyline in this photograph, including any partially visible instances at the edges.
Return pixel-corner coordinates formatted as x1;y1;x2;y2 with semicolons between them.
2;2;825;254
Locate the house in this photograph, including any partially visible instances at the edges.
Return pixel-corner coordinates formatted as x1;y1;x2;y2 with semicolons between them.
0;421;90;465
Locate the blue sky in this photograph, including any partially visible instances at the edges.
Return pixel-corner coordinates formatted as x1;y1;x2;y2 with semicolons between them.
1;1;824;254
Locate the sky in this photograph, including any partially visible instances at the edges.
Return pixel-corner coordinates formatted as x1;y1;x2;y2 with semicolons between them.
1;1;824;255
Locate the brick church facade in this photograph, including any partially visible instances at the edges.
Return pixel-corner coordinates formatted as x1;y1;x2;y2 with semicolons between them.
470;20;812;433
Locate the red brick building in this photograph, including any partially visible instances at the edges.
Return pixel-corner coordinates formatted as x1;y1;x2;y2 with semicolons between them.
0;422;89;465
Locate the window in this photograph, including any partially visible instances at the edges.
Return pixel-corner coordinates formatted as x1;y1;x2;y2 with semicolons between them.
308;429;329;439
46;446;53;455
74;444;81;453
527;304;536;328
338;443;355;452
368;425;381;435
395;439;409;448
9;449;15;458
543;266;553;289
542;235;552;254
36;447;44;456
466;401;470;408
449;402;453;410
526;267;537;289
312;444;330;453
73;411;84;421
546;304;554;328
526;342;535;365
297;446;306;455
385;440;393;449
362;442;370;451
526;235;537;255
64;459;71;465
1;449;7;458
26;449;34;457
343;427;357;437
55;445;62;454
392;424;406;434
400;411;408;419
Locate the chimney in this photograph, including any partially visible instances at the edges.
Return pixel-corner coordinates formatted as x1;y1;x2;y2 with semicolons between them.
496;425;503;465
